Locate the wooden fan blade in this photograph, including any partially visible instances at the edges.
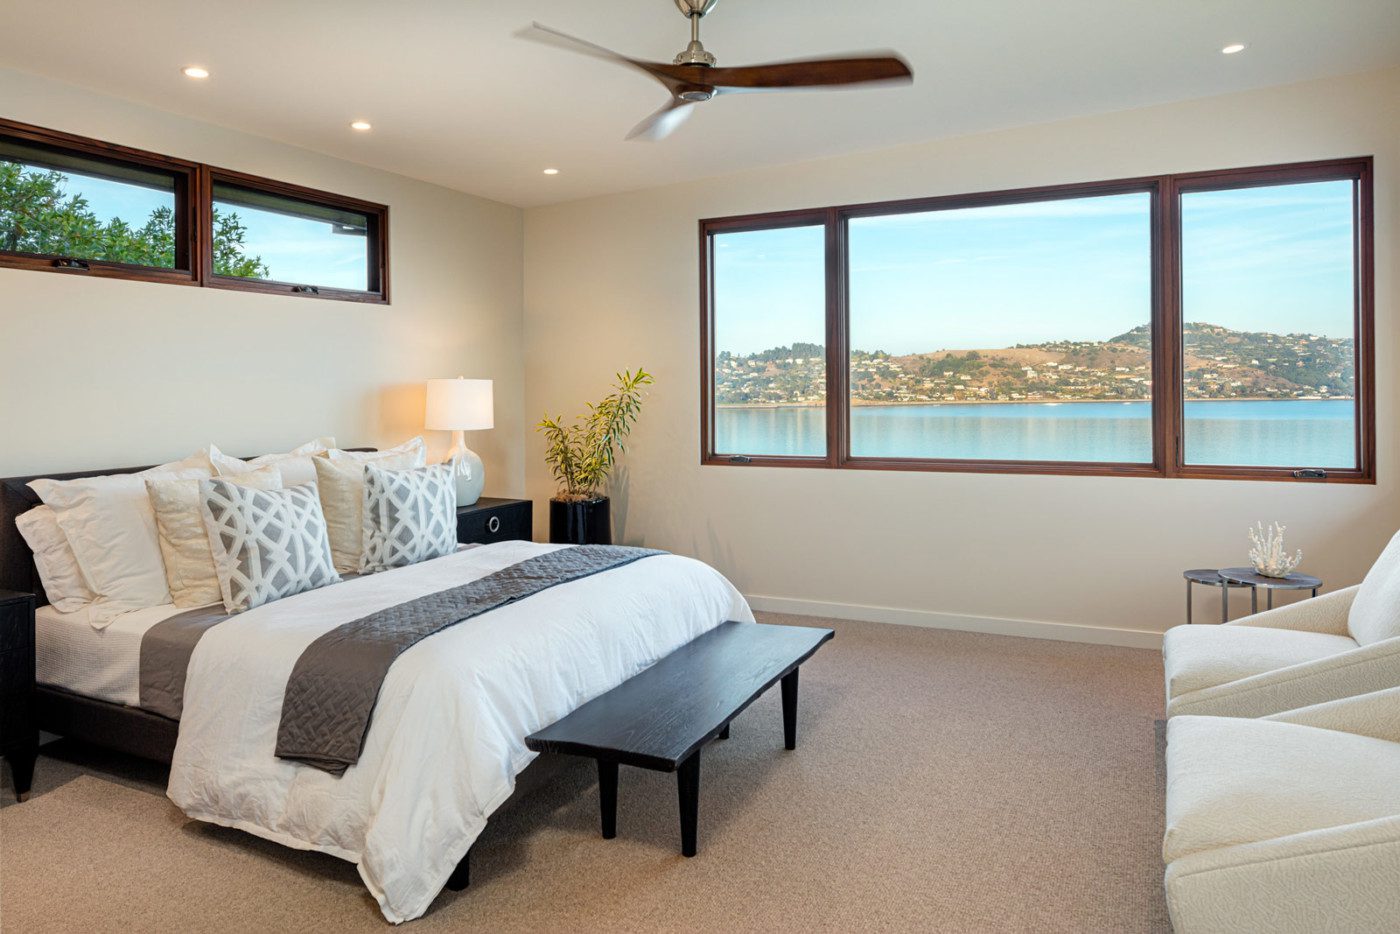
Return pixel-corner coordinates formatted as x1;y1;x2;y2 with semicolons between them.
626;98;697;141
523;22;689;90
701;55;913;92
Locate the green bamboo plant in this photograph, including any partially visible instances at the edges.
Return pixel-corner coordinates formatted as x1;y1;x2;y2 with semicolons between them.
537;368;654;502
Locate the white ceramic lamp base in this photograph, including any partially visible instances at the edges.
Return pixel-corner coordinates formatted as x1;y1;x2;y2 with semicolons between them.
447;431;485;506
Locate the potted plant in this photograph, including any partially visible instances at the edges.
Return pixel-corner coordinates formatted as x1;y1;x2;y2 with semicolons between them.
537;368;653;544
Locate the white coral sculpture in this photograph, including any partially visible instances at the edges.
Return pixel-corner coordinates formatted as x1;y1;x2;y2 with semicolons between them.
1248;521;1303;578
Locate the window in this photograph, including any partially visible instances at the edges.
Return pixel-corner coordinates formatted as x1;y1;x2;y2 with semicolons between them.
207;172;386;300
0;118;388;302
848;191;1153;464
1178;174;1363;474
700;158;1373;482
0;123;195;282
708;220;828;459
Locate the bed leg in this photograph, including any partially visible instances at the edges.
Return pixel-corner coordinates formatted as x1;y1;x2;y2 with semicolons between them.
718;723;730;741
446;848;471;891
598;758;618;839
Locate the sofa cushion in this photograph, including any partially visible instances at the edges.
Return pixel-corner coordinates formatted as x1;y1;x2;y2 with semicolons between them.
1165;715;1400;862
1349;529;1400;645
1164;624;1357;699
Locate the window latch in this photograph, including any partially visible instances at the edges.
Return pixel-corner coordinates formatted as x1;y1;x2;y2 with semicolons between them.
52;257;90;270
291;285;320;294
1292;468;1328;479
728;455;752;464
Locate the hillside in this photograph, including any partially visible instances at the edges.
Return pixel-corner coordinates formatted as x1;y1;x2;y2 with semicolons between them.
714;323;1354;405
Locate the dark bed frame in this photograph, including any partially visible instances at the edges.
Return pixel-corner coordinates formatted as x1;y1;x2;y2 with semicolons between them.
0;450;377;764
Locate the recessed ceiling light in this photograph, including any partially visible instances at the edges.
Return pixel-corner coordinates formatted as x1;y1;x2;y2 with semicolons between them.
1221;43;1247;55
182;66;210;79
350;120;372;131
542;168;560;175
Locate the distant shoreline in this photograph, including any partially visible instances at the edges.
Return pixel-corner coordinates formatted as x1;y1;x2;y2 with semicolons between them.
716;397;1354;410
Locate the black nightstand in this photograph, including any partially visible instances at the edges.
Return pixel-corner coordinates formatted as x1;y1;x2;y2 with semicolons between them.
457;498;533;546
0;590;37;802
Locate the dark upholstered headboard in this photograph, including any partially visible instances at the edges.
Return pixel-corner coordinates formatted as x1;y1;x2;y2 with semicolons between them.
0;448;375;607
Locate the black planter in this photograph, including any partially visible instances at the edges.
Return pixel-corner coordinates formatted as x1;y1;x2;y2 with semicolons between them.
549;496;612;545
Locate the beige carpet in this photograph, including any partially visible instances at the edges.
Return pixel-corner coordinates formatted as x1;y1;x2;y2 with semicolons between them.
0;613;1169;932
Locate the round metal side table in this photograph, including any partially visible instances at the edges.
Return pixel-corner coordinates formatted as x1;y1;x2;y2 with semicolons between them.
1183;569;1252;624
1218;567;1322;615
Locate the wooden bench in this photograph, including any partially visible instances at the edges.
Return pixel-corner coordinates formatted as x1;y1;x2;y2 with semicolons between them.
524;620;834;857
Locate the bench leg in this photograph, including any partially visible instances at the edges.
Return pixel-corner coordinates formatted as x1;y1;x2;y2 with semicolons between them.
677;750;701;857
598;759;618;840
718;723;730;741
781;668;799;751
446;848;471;891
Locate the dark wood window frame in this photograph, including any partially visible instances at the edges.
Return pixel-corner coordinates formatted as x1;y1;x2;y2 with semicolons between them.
0;117;389;303
699;157;1374;483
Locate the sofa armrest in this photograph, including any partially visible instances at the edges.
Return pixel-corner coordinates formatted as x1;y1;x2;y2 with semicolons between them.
1167;636;1400;718
1165;815;1400;934
1264;686;1400;743
1226;585;1357;636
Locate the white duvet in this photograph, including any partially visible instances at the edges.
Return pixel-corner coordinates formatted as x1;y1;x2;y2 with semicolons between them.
167;541;752;923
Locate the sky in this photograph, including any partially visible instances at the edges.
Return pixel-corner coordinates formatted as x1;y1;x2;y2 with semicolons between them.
35;166;368;289
713;180;1356;357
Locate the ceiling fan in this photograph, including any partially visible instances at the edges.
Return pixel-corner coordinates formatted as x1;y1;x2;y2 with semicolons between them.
525;0;913;141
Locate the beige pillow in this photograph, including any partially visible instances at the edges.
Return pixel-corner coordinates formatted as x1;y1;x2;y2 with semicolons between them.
15;506;96;612
314;449;421;574
148;466;282;607
326;436;426;468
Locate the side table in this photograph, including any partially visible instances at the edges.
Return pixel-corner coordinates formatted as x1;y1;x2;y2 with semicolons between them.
1218;567;1322;614
1183;569;1252;624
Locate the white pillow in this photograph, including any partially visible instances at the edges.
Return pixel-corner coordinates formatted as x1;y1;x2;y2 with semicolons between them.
361;463;458;573
148;465;282;608
29;453;214;628
326;436;427;468
200;480;340;613
1349;529;1400;645
314;449;422;575
210;437;337;488
15;506;95;612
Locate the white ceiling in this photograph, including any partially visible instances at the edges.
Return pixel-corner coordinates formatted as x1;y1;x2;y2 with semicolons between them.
3;0;1398;208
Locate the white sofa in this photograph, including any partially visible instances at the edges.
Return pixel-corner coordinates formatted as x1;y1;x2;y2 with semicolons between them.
1163;530;1400;717
1163;688;1400;933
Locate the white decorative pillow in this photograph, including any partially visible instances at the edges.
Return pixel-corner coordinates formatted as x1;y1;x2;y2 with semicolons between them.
29;455;214;628
361;463;458;573
210;437;337;488
326;437;427;468
148;465;282;608
313;449;422;575
199;480;340;613
1349;529;1400;645
15;506;96;612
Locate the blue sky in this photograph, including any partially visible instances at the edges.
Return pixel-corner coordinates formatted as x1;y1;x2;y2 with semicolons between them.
38;166;367;289
713;180;1355;356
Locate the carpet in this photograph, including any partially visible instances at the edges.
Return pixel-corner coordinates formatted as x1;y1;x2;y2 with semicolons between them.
0;612;1169;932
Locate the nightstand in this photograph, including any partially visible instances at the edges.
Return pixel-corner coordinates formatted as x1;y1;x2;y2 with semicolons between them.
0;590;37;802
457;498;533;546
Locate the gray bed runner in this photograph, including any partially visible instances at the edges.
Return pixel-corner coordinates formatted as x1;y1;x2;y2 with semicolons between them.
139;604;231;719
276;544;665;775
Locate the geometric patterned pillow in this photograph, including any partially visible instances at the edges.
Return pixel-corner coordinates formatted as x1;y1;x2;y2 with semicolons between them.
199;479;341;613
360;462;458;573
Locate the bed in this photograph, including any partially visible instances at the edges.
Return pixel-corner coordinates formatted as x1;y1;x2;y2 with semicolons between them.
1;455;754;923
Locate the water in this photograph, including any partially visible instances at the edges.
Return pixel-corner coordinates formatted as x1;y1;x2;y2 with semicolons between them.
715;399;1356;467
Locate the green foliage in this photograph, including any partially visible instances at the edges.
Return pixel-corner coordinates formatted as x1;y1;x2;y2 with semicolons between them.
0;162;268;276
536;368;654;501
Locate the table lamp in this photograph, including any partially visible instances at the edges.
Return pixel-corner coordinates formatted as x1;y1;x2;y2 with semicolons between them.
425;377;494;505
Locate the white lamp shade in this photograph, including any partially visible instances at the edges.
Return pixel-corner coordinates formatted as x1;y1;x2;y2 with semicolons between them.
425;378;494;431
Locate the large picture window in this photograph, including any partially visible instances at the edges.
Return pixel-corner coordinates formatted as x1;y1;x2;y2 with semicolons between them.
700;158;1373;482
0;118;388;303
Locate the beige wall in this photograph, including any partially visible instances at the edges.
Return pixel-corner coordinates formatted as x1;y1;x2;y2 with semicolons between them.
0;67;525;496
523;67;1400;645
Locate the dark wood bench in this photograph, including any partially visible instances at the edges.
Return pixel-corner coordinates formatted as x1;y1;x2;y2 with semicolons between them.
524;620;834;858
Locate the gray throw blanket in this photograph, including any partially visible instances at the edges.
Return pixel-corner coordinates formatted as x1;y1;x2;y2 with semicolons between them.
139;604;231;719
275;544;665;775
